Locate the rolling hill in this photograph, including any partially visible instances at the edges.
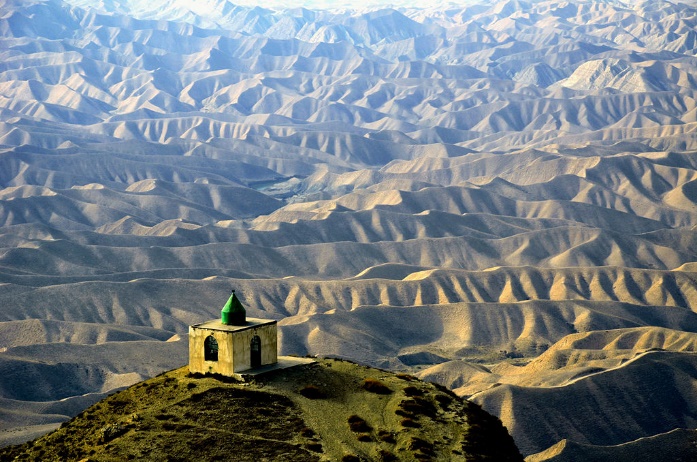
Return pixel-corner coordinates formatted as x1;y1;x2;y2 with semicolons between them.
1;0;697;458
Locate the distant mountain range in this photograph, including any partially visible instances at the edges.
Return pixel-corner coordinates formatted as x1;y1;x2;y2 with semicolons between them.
1;0;697;459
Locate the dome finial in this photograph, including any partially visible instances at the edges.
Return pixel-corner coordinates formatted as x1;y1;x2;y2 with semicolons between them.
221;289;246;325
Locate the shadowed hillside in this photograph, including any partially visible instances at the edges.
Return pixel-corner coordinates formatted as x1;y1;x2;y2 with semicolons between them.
527;428;697;462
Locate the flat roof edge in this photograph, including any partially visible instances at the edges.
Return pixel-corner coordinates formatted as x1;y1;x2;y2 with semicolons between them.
191;318;277;333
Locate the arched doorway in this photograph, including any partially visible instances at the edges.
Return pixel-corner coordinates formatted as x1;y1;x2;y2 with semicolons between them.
204;335;218;361
250;335;261;368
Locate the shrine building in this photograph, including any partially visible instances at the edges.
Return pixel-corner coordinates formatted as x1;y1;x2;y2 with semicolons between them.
189;290;278;377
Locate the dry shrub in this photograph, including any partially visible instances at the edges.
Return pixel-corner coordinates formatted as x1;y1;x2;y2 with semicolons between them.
399;397;437;417
342;455;360;462
400;418;420;428
378;430;396;444
348;415;372;433
357;434;373;442
298;385;327;399
408;437;435;455
362;378;392;395
403;386;424;397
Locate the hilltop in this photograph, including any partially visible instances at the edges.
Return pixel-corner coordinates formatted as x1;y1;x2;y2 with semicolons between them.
0;358;522;461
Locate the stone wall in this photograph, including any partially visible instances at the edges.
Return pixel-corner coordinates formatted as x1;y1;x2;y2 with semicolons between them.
189;320;277;376
231;324;278;372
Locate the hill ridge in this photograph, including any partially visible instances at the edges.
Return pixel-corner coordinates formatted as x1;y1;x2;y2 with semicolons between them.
0;358;523;461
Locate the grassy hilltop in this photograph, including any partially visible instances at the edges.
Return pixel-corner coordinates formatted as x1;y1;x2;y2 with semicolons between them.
0;358;522;461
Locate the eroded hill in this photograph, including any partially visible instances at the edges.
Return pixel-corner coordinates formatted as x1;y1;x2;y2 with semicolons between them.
2;0;697;458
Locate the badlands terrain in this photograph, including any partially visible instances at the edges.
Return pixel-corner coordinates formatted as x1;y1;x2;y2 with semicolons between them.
1;0;697;458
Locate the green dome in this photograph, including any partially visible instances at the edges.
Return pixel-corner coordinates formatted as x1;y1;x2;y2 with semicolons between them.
221;290;246;325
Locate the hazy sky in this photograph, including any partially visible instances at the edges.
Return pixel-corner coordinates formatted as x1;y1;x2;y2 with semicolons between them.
187;0;478;8
75;0;482;12
240;1;450;4
228;0;414;4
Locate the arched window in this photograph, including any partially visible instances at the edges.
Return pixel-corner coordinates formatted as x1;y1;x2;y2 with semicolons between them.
250;335;261;368
204;335;218;362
